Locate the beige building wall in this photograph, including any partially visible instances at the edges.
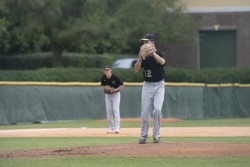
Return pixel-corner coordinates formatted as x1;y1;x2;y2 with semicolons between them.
182;0;250;13
184;0;250;7
160;0;250;69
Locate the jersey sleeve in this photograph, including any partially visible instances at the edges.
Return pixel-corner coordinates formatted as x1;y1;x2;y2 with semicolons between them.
116;76;124;86
157;51;166;66
141;59;145;69
141;50;166;68
100;76;106;86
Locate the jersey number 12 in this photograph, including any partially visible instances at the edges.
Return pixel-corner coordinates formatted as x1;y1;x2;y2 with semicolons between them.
144;70;152;78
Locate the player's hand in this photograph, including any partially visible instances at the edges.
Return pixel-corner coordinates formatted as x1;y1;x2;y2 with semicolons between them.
111;88;118;94
149;48;156;56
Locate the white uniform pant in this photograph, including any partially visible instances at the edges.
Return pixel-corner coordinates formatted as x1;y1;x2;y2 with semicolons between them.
140;80;165;138
105;92;121;131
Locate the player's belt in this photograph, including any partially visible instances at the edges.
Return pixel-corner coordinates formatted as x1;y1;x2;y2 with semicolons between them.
144;79;164;83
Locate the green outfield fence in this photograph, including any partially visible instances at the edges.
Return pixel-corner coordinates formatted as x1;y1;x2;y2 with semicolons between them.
0;82;250;125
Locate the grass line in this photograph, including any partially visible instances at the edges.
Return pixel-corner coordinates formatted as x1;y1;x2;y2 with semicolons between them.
0;137;250;151
0;118;250;129
0;157;250;167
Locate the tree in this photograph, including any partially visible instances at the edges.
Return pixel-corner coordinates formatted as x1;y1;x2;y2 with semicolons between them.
1;0;194;67
0;0;10;53
2;0;97;67
107;0;194;53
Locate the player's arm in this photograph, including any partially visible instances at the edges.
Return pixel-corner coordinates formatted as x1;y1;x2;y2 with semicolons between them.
152;52;165;65
101;78;107;91
135;56;143;72
114;84;125;92
102;85;108;91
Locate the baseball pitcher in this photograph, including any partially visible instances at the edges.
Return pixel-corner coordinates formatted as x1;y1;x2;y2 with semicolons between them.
135;33;166;144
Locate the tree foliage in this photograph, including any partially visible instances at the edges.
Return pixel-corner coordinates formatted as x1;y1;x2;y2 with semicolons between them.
0;0;194;67
0;0;9;52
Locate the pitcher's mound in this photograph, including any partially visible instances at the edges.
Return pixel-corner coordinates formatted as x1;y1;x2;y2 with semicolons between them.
1;142;250;159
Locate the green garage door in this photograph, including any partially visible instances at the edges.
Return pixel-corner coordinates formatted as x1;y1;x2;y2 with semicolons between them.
199;31;236;68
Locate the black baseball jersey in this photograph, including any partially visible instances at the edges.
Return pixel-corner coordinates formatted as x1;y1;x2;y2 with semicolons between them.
101;74;124;91
141;50;166;82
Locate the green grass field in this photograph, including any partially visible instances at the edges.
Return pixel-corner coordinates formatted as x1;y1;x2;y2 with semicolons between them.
0;118;250;167
1;137;250;152
1;156;250;167
0;118;250;129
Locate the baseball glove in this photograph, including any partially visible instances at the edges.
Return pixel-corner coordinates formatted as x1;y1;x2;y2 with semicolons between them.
104;85;115;94
140;43;155;59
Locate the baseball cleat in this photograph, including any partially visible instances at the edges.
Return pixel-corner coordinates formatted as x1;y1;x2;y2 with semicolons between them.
107;130;115;134
115;129;120;134
153;137;160;143
138;137;147;144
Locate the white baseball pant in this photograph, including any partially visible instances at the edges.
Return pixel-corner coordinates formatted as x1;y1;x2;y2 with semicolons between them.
140;80;165;138
105;92;121;131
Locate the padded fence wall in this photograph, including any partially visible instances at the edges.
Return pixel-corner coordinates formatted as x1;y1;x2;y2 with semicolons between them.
0;82;250;125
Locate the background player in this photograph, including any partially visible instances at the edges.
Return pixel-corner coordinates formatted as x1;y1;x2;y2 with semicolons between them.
134;33;166;144
101;65;125;134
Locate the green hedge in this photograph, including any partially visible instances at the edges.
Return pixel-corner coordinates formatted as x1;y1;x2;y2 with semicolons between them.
0;67;250;83
0;53;52;70
2;53;249;84
166;68;250;84
0;53;120;70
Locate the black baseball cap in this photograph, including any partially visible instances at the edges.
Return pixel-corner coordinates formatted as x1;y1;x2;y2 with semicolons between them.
140;33;155;41
104;65;111;69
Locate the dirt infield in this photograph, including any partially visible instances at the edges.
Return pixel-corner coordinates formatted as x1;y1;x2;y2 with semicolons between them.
1;127;250;137
1;126;250;158
1;142;250;159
